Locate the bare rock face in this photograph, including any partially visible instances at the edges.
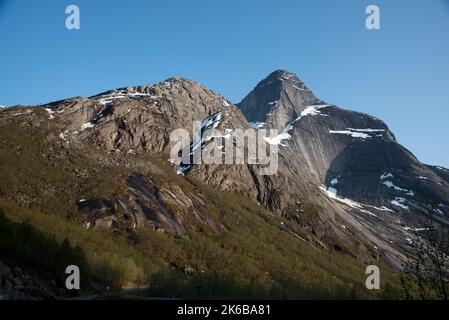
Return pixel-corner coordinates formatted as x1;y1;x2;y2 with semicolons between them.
237;70;449;214
40;77;231;154
77;174;223;236
239;70;321;130
236;70;449;268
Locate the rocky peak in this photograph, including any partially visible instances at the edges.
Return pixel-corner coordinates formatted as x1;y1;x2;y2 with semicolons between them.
90;77;206;100
263;69;307;89
32;76;234;155
238;70;322;130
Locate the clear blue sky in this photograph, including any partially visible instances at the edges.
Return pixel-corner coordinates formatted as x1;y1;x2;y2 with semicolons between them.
1;0;448;168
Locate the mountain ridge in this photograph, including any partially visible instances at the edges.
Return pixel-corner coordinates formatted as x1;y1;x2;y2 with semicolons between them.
0;70;448;272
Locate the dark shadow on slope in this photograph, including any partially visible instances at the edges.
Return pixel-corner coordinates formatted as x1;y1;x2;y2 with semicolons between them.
324;138;420;205
139;269;369;300
0;210;90;298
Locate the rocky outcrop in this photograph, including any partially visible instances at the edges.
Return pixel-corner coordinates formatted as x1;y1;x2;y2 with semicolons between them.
77;174;222;236
39;78;231;154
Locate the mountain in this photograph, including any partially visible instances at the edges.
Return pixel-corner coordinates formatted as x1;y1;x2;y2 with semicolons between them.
237;70;449;267
0;70;447;298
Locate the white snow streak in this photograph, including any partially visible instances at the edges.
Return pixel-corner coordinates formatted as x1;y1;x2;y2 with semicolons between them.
391;197;409;210
329;130;370;139
80;122;95;131
380;172;394;180
264;105;329;146
44;108;55;119
319;186;377;217
249;122;265;129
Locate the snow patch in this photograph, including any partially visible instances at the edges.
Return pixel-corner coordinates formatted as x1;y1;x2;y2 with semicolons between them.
96;89;152;105
128;92;151;97
263;105;330;147
263;118;296;146
249;122;265;129
382;180;407;192
329;130;370;139
391;197;409;210
300;105;330;118
98;94;127;105
363;204;395;213
327;187;338;196
80;122;95;131
373;206;395;213
263;130;292;147
44;108;55;119
329;127;386;139
381;179;414;197
380;172;394;180
402;226;428;232
347;128;385;133
319;186;377;217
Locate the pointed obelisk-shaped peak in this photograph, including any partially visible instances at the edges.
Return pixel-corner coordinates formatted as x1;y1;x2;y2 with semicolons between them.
238;70;321;127
262;70;310;91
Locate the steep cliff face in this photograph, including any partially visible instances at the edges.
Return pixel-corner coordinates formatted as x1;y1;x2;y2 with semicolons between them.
1;71;448;270
239;70;322;130
236;70;449;268
237;70;449;214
